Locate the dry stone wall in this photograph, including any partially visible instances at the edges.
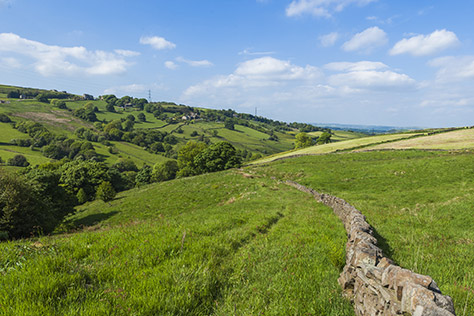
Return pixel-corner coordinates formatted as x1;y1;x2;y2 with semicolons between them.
286;180;456;316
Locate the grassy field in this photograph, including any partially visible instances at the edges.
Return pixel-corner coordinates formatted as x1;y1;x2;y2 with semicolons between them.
368;128;474;150
251;150;474;315
0;170;353;315
251;132;424;164
0;144;50;166
0;123;31;143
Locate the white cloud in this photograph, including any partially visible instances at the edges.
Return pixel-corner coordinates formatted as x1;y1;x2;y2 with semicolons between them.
238;48;276;56
324;61;388;72
329;70;416;89
319;32;339;47
324;61;416;91
139;36;176;50
176;57;213;67
0;32;133;76
103;84;147;95
114;49;140;57
390;29;459;56
429;56;474;82
0;57;21;68
164;60;178;70
342;26;388;52
183;56;322;97
286;0;377;18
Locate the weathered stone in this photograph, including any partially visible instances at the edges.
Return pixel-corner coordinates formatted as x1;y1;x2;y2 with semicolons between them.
285;181;457;316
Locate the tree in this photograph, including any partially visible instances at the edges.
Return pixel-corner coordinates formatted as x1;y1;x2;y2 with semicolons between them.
177;141;208;177
135;164;153;186
106;103;115;112
317;132;332;145
194;142;241;173
152;160;179;182
0;169;74;239
126;114;135;121
0;113;12;123
76;188;88;204
294;132;313;149
224;118;235;130
137;112;146;122
36;93;49;103
96;181;116;202
7;154;29;167
113;158;138;172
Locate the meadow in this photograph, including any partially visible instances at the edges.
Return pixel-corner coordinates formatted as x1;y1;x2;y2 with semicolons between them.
0;170;354;315
250;131;425;165
252;150;474;315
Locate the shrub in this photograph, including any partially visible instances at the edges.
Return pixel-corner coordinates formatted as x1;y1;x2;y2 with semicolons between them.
76;188;88;204
7;154;29;167
152;160;179;182
0;113;11;123
96;181;116;202
0;171;68;239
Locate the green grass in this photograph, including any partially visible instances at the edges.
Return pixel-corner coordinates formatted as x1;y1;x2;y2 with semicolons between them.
251;132;424;164
251;150;474;315
0;123;31;143
369;128;474;150
0;170;353;315
0;145;50;166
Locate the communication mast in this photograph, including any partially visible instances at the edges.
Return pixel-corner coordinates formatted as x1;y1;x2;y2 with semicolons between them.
148;90;152;102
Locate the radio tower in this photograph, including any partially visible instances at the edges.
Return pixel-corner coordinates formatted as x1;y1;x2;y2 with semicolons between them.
148;90;152;102
255;107;257;117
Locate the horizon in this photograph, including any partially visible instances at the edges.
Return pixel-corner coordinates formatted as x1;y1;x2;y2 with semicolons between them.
1;1;474;128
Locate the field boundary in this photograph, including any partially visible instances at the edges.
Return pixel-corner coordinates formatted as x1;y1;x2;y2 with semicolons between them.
286;180;456;316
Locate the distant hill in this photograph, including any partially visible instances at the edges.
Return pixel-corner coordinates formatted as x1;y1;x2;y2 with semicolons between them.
311;122;423;134
0;84;352;168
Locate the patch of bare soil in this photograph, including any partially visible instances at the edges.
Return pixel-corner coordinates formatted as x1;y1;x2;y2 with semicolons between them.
14;111;92;131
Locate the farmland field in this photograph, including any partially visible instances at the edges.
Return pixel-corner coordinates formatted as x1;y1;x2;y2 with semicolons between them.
252;150;474;314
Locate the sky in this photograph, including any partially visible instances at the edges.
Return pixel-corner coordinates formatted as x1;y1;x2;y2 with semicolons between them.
1;0;474;127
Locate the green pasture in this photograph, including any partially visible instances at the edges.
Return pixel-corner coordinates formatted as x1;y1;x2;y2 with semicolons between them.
251;132;424;164
252;150;474;315
0;145;50;166
0;123;31;143
0;170;353;315
369;128;474;150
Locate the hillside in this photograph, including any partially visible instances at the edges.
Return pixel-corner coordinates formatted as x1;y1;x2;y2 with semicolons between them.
0;169;354;315
0;84;356;169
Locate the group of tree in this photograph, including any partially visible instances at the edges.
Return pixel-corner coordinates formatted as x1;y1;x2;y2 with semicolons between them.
102;94;149;111
294;131;332;149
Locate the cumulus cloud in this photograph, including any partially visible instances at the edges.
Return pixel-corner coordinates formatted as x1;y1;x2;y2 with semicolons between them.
103;84;147;95
176;57;213;67
164;60;178;70
429;56;474;82
0;33;134;76
342;26;388;52
238;48;276;56
324;61;388;71
325;61;416;90
139;36;176;50
286;0;377;18
390;29;459;56
114;49;140;57
183;56;321;97
319;32;339;47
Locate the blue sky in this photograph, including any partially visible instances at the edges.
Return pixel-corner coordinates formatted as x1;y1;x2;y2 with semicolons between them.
1;0;474;127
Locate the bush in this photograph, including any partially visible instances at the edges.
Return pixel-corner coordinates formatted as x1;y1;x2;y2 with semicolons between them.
76;188;88;204
0;171;69;239
7;154;29;167
96;181;116;202
152;160;179;182
0;113;12;123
